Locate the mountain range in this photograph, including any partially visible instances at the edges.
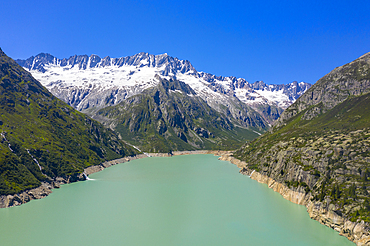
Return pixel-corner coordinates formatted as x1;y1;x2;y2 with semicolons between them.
95;76;265;152
16;52;311;151
16;53;310;120
0;49;312;197
3;47;370;245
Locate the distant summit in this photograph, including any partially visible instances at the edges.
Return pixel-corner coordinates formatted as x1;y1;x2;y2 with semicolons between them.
17;52;197;76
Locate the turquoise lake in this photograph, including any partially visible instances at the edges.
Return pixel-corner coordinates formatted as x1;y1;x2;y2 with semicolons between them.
0;154;354;245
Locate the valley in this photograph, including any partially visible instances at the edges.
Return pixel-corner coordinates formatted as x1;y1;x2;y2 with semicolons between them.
0;48;369;245
16;52;311;152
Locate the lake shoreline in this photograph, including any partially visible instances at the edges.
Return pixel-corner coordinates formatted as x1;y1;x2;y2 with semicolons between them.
0;150;231;208
218;153;370;246
3;150;364;245
84;150;232;176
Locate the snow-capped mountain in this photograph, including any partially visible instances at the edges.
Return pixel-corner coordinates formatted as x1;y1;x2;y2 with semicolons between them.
16;52;311;124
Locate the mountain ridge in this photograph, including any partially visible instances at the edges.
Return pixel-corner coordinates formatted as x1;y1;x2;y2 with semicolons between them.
274;51;370;128
16;52;311;125
94;76;265;152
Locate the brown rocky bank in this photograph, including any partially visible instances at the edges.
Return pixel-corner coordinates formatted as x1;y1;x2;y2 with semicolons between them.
218;154;370;246
1;149;365;244
0;154;147;208
0;150;231;208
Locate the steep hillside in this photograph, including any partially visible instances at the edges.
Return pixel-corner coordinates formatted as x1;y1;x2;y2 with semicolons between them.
94;77;264;152
275;52;370;127
0;48;137;196
233;52;370;242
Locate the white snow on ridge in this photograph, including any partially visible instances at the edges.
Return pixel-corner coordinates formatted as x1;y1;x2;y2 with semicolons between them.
22;53;311;113
28;63;166;91
164;72;231;106
235;88;264;104
255;89;290;107
170;89;183;94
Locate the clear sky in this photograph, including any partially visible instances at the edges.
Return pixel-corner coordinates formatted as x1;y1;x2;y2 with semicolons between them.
2;0;370;85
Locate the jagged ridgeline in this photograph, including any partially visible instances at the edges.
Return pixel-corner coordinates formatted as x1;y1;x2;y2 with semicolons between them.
15;52;315;153
0;48;137;195
234;52;370;222
93;77;265;152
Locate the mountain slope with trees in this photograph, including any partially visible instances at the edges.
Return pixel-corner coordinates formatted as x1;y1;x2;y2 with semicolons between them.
0;48;137;196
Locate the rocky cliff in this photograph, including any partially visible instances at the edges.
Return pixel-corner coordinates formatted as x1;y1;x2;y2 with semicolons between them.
232;52;370;245
93;77;266;152
220;154;370;246
275;52;370;127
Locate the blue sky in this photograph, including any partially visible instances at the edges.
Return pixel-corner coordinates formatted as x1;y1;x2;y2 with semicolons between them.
2;0;370;84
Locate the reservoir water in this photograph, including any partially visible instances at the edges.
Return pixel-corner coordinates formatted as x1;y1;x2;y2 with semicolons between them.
0;154;354;245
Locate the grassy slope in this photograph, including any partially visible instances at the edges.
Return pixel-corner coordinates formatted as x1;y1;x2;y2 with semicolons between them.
234;53;370;223
234;92;370;222
0;48;137;195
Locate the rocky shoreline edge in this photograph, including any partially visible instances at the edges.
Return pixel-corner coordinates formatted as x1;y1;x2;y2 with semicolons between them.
0;150;231;208
218;154;370;246
3;150;366;245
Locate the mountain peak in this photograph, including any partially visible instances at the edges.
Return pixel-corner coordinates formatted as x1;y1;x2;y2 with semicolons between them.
16;52;311;124
17;52;198;75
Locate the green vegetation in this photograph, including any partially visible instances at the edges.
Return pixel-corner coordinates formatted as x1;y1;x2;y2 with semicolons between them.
0;48;137;195
234;53;370;223
96;78;261;152
235;94;370;222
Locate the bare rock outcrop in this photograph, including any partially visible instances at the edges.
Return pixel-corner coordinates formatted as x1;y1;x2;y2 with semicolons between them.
220;154;370;246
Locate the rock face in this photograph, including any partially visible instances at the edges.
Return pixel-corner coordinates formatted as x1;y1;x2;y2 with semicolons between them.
93;77;267;152
232;52;370;246
275;52;370;128
220;154;370;246
0;178;80;208
16;52;311;124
